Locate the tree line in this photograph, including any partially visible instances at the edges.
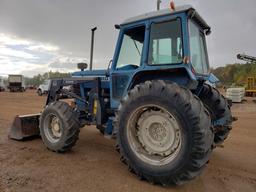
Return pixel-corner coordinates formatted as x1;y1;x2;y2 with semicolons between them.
212;62;256;87
25;71;71;87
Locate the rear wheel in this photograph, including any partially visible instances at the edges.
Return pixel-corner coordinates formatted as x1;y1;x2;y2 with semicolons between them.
39;101;80;152
115;80;213;186
199;84;232;144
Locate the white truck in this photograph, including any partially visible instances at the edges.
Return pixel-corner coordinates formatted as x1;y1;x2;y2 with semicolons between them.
8;75;26;92
37;80;50;96
0;78;6;92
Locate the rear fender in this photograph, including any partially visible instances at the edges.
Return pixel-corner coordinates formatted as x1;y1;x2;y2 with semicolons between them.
128;67;198;90
207;73;220;84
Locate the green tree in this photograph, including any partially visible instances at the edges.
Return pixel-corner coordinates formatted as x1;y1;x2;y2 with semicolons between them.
25;72;71;87
212;62;256;87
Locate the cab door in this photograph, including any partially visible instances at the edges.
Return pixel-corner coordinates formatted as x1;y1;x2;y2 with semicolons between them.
110;24;147;108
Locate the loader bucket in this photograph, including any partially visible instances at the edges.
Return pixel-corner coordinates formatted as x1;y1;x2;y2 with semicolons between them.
9;114;41;140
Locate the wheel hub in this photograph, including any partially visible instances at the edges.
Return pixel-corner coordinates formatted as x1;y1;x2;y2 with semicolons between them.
137;110;181;157
50;117;61;138
148;122;167;141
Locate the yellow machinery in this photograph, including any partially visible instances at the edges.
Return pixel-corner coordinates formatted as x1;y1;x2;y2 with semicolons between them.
237;54;256;96
246;76;256;96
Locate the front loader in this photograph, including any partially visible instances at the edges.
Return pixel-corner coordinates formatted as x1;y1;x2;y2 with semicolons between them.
9;3;234;186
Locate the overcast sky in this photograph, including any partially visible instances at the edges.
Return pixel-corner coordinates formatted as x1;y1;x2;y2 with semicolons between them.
0;0;255;77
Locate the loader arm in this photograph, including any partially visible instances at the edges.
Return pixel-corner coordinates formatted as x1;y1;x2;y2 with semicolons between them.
9;77;102;140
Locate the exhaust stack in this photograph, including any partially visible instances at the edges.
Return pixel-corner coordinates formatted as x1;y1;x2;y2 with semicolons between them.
89;27;97;71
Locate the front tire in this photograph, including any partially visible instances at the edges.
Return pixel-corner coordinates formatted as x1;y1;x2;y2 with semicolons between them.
38;89;42;96
39;101;80;152
115;81;213;186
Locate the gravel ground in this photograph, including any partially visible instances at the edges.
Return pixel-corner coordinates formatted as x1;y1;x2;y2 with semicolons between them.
0;90;255;192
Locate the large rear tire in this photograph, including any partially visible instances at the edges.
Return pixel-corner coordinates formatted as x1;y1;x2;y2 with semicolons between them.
39;101;80;153
199;84;232;144
115;80;213;186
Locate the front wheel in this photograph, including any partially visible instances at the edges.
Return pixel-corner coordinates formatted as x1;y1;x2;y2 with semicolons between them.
38;89;42;96
115;81;214;186
39;101;80;152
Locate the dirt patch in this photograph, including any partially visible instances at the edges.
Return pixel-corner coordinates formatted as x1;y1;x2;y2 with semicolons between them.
0;90;256;192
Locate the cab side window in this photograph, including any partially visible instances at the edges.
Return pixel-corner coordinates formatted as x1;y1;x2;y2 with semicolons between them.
148;19;183;65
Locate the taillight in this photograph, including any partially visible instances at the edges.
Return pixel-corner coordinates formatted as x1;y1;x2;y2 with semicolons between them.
183;56;190;64
170;1;176;11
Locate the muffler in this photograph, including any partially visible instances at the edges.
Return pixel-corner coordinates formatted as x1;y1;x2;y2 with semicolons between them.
9;114;41;140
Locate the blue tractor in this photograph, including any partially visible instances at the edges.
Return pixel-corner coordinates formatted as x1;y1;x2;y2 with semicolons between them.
10;4;233;186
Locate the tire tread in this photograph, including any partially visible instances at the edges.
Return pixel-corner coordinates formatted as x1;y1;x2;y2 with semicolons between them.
115;80;213;186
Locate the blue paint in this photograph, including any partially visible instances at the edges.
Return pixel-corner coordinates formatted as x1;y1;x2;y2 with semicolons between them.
105;118;114;135
207;73;220;84
72;70;107;77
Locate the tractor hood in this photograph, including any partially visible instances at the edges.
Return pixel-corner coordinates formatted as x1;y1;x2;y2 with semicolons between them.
72;70;108;78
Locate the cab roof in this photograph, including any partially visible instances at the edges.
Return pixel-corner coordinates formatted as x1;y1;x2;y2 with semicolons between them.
121;5;211;33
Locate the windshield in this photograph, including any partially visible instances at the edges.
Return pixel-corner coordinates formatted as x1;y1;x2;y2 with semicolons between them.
148;19;183;65
116;26;145;70
189;20;209;74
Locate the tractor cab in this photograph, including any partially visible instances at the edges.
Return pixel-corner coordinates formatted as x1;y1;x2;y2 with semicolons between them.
110;5;212;107
71;5;214;108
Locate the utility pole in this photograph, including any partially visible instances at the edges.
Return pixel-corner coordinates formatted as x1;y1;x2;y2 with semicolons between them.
157;0;161;10
90;27;97;71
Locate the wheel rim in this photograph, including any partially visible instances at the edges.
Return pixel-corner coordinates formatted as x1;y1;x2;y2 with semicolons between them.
127;105;182;166
44;113;62;143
